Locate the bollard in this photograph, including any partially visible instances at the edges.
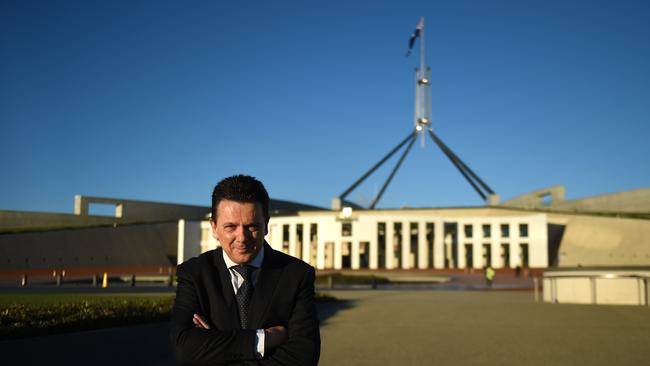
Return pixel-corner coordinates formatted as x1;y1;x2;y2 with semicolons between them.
168;273;174;287
21;274;28;287
327;275;333;289
56;273;62;287
102;272;108;288
130;274;136;287
92;274;98;287
533;277;540;302
371;275;377;290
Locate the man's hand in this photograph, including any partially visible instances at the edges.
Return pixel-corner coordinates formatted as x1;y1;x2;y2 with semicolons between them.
264;325;288;349
194;314;287;350
193;313;210;329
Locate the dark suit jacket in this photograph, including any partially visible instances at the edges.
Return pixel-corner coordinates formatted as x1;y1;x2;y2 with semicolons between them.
170;243;320;365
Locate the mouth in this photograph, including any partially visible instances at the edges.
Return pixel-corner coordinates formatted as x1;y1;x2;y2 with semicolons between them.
233;245;254;253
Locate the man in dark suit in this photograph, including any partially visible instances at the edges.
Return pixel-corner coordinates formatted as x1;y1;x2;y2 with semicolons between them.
171;175;320;365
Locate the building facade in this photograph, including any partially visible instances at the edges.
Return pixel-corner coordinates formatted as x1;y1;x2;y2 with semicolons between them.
196;208;549;270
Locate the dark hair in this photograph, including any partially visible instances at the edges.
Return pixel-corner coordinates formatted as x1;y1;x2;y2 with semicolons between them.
211;175;270;221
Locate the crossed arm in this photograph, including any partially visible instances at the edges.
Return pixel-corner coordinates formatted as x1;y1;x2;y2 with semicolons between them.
170;265;258;364
170;265;320;365
192;314;288;351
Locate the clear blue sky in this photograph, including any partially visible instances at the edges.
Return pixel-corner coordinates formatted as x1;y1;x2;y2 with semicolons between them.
1;0;649;213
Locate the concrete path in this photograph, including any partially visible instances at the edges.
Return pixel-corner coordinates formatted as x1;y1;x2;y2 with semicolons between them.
318;290;650;366
2;290;648;365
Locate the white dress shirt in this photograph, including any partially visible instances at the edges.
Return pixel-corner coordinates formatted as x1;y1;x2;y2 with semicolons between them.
222;246;266;358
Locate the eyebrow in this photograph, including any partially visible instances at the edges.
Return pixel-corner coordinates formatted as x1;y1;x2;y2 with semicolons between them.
222;221;258;226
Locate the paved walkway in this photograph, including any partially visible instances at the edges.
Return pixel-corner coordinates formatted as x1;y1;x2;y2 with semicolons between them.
2;290;648;365
319;290;650;366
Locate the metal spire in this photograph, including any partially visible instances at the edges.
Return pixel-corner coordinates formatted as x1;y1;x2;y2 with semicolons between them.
333;17;498;210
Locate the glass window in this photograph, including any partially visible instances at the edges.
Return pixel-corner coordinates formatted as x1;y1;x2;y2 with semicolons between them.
378;222;386;236
482;224;491;238
341;222;352;236
519;224;528;237
500;224;510;238
464;224;473;238
310;223;318;242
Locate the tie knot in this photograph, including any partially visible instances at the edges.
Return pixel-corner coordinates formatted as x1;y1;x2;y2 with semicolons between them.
233;264;252;280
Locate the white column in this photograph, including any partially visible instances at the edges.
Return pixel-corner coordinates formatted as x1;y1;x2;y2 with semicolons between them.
369;222;378;270
401;221;410;269
317;235;325;270
434;219;444;268
270;223;283;251
475;222;481;268
386;222;394;270
177;220;201;264
531;217;548;268
493;221;501;268
289;223;297;257
458;221;466;269
512;220;521;267
302;222;311;263
334;239;342;270
418;221;428;269
351;240;360;270
493;222;501;268
474;240;482;269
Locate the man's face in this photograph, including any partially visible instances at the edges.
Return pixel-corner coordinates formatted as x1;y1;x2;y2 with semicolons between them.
211;199;268;264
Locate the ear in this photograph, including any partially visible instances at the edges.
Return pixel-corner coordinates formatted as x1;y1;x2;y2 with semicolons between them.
210;218;219;241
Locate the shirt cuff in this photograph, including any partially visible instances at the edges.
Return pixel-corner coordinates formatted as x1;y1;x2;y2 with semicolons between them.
255;329;265;358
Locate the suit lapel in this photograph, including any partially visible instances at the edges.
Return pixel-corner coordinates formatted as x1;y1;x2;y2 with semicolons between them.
249;243;283;328
212;248;236;309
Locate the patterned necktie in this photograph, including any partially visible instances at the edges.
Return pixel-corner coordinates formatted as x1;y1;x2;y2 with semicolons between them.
233;264;253;329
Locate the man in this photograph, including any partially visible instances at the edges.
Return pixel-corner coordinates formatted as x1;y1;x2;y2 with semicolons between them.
485;265;495;288
171;175;320;365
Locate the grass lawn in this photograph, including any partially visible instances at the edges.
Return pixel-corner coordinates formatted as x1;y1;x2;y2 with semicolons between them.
0;292;175;340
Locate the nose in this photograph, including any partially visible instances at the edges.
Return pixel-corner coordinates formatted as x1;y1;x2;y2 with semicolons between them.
235;226;249;242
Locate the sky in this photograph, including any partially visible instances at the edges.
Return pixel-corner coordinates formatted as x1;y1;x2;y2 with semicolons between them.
1;0;649;214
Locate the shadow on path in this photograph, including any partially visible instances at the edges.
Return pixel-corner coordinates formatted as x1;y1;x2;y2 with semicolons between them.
0;298;354;365
0;322;174;366
317;299;356;326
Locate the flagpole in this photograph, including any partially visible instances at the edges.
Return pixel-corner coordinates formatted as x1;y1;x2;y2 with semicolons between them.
419;17;425;81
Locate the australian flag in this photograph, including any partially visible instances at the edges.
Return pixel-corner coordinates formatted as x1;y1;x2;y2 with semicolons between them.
406;18;424;56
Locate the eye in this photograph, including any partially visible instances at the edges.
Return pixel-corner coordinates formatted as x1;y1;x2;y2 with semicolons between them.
248;225;259;232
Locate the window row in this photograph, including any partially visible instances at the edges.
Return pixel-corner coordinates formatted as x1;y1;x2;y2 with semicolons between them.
463;223;528;239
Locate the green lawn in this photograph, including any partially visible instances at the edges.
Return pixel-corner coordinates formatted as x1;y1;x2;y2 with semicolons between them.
0;293;175;340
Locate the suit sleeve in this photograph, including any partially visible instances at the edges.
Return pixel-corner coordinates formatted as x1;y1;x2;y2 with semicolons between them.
170;264;258;365
250;266;321;366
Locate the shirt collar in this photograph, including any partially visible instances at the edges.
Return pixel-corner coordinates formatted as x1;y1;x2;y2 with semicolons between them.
222;245;265;269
